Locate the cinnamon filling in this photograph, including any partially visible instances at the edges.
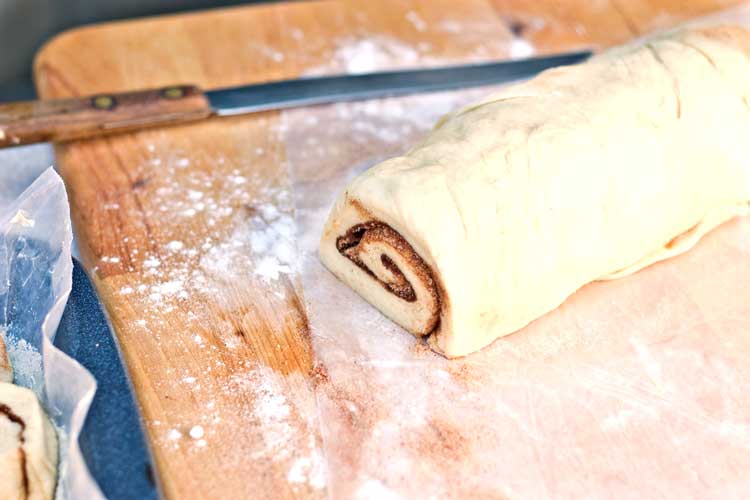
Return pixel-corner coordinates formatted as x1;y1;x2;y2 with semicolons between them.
1;403;28;498
335;221;439;308
379;254;416;301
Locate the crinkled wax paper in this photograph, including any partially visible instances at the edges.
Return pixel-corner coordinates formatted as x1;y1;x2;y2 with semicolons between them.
0;158;104;499
285;6;750;499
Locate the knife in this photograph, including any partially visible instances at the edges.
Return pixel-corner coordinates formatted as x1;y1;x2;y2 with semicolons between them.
0;50;590;148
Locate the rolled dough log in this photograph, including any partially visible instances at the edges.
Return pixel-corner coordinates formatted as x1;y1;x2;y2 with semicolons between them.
0;383;58;500
320;25;750;358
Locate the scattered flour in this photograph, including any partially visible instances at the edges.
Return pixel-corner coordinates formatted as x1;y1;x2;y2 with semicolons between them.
509;38;535;59
288;451;327;490
405;10;428;32
166;240;184;251
601;409;638;431
249;42;285;63
302;16;542;75
235;365;326;490
232;367;293;460
4;335;44;396
305;36;423;75
438;20;463;33
717;420;750;440
196;185;296;285
143;256;160;268
108;145;298;303
356;479;401;500
102;141;326;491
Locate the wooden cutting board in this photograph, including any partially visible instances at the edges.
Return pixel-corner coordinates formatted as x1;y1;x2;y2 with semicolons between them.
33;0;743;498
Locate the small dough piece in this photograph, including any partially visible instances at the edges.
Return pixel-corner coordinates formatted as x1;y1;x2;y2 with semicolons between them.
320;25;750;357
0;330;11;383
0;383;58;500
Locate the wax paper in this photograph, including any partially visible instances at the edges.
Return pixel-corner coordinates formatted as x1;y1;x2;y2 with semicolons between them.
285;6;750;499
0;160;104;499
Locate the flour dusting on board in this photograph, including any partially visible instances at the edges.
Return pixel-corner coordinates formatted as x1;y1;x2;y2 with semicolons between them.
94;125;325;493
304;26;535;77
405;11;428;32
234;365;326;489
101;154;297;306
509;38;535;59
304;36;423;75
153;361;326;492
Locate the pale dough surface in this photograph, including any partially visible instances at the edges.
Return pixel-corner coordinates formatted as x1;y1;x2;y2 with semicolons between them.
320;26;750;357
0;383;58;500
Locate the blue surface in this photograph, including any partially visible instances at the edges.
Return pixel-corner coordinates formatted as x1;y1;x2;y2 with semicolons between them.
55;259;159;500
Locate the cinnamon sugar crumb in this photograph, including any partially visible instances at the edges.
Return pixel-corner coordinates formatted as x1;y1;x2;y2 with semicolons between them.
412;418;470;464
310;364;330;387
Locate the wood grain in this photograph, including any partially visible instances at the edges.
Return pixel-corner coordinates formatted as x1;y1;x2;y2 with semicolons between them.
32;0;744;498
0;85;210;147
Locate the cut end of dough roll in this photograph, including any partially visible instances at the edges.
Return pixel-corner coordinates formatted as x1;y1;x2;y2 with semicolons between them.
320;198;444;340
0;383;58;500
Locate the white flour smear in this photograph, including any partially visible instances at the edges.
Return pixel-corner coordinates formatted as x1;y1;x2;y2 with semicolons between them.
101;133;325;494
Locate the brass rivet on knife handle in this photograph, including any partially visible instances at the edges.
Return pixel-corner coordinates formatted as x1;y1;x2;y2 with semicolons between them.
0;84;213;148
161;86;186;99
92;95;117;110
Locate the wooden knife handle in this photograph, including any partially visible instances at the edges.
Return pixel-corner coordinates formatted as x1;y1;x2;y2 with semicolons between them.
0;85;213;147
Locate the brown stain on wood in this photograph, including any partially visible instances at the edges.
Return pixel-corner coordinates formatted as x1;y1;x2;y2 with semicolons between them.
131;177;149;190
505;17;528;37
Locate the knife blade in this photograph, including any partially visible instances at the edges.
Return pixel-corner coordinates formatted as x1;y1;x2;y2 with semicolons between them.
0;50;591;148
209;50;592;116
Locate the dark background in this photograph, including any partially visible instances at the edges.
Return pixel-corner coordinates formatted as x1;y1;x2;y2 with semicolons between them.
0;0;273;101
